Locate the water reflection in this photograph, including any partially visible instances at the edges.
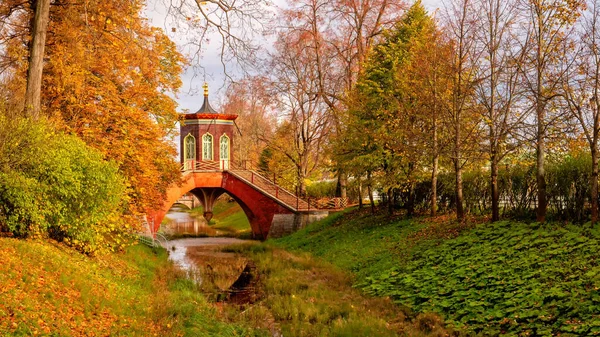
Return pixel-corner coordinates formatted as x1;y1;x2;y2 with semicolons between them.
167;237;255;290
162;206;218;237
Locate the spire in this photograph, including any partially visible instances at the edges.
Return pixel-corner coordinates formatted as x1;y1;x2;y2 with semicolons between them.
196;82;217;114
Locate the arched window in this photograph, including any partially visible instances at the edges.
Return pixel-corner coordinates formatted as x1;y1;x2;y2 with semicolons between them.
220;134;230;161
202;133;213;160
183;134;196;161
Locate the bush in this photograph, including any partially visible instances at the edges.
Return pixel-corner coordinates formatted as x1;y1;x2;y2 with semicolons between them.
306;180;337;198
0;114;131;254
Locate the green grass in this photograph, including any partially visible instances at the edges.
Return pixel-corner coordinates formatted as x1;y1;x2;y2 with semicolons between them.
0;238;267;336
220;243;452;336
189;198;251;236
273;209;600;336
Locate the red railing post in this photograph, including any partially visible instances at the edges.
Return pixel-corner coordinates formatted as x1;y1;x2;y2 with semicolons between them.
251;172;254;184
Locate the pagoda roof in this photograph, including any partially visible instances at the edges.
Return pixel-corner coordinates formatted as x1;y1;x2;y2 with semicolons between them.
196;94;217;114
179;83;238;120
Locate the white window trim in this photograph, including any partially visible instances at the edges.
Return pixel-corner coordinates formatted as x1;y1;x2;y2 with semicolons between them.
219;134;230;161
202;132;214;160
183;133;196;161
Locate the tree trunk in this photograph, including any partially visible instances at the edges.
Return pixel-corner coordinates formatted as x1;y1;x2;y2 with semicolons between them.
24;0;51;119
431;118;439;216
491;151;500;222
455;162;465;220
431;154;438;216
536;101;546;222
367;171;375;214
454;124;465;220
358;177;363;209
592;146;599;223
408;181;416;217
336;169;348;199
297;165;307;197
387;188;394;215
535;15;547;223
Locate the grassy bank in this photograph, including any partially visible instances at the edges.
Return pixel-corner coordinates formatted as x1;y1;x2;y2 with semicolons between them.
221;243;451;336
0;238;263;336
188;198;251;237
273;209;600;336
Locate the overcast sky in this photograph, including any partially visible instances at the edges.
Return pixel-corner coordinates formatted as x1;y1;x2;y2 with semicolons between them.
144;0;444;114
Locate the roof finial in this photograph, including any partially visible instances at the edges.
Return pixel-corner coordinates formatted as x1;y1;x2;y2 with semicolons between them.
203;82;209;97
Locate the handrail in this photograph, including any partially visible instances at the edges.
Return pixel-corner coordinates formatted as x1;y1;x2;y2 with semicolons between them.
178;159;319;211
181;160;221;172
230;160;319;209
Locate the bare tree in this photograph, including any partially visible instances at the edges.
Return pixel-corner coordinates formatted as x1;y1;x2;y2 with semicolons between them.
159;0;272;80
520;0;583;222
221;78;276;167
442;0;482;220
561;0;600;222
265;30;330;195
474;0;528;221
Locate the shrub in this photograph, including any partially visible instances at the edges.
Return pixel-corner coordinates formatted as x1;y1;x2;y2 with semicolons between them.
306;180;337;198
0;114;131;254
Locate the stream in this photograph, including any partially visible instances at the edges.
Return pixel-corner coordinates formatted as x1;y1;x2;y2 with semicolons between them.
161;207;220;237
163;208;259;300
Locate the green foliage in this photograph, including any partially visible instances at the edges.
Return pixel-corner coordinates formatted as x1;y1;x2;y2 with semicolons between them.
275;210;600;335
0;114;130;254
359;221;600;336
400;151;596;221
336;2;436;198
306;180;337;198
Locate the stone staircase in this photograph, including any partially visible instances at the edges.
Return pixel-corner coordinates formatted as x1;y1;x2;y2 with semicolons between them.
228;170;312;211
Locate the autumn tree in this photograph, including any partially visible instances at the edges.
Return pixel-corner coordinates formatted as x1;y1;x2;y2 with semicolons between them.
402;18;454;216
265;29;330;196
221;78;276;167
1;0;184;215
473;0;528;221
521;0;584;222
442;0;482;221
561;0;600;222
340;2;439;214
277;0;404;200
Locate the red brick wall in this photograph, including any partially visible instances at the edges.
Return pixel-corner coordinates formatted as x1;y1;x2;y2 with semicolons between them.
180;122;235;164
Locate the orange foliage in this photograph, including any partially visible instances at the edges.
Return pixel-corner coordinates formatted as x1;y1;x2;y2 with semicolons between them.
2;0;184;214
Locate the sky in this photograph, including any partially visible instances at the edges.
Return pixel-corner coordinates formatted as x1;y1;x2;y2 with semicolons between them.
144;0;444;115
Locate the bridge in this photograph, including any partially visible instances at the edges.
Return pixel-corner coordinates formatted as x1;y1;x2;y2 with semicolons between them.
146;160;328;239
146;84;329;239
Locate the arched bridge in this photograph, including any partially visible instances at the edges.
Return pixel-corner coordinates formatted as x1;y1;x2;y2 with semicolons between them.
147;161;329;239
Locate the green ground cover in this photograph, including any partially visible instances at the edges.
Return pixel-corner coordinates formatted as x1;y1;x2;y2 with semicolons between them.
273;209;600;336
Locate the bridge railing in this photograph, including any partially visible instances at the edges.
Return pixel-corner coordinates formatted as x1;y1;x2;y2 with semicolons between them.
181;160;221;172
179;159;320;211
229;160;320;211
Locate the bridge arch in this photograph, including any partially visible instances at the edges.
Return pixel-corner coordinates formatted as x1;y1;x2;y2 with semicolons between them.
147;171;300;239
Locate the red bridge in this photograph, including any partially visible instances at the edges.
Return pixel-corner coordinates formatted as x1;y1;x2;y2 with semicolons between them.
146;161;328;239
146;85;328;239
